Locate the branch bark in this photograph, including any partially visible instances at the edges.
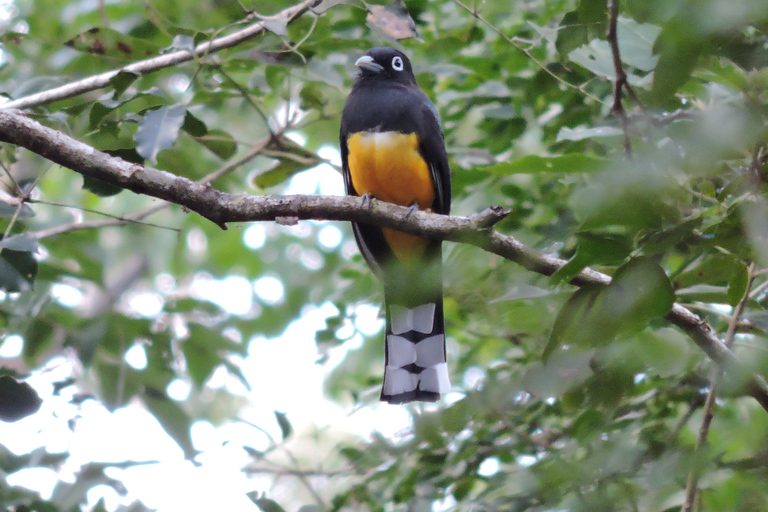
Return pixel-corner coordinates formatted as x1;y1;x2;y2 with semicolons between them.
0;0;325;110
0;108;767;412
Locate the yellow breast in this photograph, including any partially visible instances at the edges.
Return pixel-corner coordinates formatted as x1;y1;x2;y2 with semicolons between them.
347;131;435;263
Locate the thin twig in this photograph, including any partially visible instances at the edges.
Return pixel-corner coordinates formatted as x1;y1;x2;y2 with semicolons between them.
32;202;170;239
607;0;632;157
198;136;272;184
213;65;274;134
243;466;350;477
29;199;180;233
682;262;757;512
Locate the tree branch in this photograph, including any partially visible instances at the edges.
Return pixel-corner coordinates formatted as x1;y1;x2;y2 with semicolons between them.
0;108;767;413
0;0;325;110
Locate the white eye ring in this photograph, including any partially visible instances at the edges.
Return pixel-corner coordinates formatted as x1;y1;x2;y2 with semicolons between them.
392;56;404;71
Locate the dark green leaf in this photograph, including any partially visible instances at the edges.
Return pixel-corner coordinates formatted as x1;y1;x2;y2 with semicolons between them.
142;390;196;459
0;375;42;422
727;262;749;307
134;105;187;163
109;70;140;98
82;175;125;197
0;246;38;292
181;111;208;138
274;410;292;440
194;128;237;159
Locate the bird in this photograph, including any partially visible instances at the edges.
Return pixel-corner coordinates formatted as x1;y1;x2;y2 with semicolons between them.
340;47;451;404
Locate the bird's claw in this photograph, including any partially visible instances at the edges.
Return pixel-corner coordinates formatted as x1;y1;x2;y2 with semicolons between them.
404;203;420;219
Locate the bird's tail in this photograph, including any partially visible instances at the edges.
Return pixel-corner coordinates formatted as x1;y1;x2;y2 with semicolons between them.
380;295;450;404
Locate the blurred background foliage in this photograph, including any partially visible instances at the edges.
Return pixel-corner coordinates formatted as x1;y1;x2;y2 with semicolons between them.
1;0;768;510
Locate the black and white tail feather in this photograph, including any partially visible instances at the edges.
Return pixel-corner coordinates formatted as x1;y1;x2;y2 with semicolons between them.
381;295;450;404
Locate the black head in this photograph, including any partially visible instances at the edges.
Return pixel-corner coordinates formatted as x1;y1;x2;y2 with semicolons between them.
354;47;416;85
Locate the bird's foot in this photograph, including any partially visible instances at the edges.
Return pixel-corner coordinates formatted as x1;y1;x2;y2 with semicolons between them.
404;203;420;219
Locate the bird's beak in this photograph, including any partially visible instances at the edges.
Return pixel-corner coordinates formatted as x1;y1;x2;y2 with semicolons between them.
355;55;384;73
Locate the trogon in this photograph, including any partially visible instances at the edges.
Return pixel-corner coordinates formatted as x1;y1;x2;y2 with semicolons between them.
340;47;451;404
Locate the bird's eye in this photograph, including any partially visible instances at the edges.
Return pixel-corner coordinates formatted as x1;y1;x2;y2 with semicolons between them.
391;56;404;71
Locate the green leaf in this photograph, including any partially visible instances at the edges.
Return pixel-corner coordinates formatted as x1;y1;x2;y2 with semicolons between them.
452;477;476;500
0;375;42;422
142;390;196;459
299;82;327;111
134;105;187;164
64;27;162;60
194;128;237;160
612;17;661;71
23;319;54;364
568;17;659;87
253;498;287;512
108;70;140;98
274;410;293;440
0;233;38;252
570;409;605;441
181;325;235;389
484;154;606;175
82;176;124;197
0;246;38;292
556;126;624;142
636;328;691;378
548;258;674;353
577;0;608;30
181;111;208;138
265;66;289;92
254;159;307;189
554;11;587;59
650;16;704;104
551;232;632;285
727;262;749;307
604;257;675;329
675;284;730;303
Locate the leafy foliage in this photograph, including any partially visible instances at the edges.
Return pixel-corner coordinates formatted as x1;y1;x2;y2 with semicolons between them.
1;0;768;510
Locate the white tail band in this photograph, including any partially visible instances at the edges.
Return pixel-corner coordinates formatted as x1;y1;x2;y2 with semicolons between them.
390;303;436;335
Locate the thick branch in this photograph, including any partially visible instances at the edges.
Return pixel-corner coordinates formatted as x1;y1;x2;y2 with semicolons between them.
0;0;325;110
0;108;767;412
